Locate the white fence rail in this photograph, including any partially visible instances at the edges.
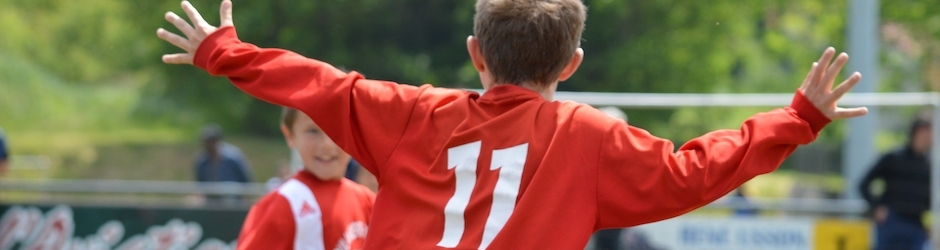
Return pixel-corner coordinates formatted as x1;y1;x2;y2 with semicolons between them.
0;178;869;215
0;178;269;196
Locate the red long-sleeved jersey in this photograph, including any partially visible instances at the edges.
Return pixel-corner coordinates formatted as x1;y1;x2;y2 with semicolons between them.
196;27;830;250
238;171;375;250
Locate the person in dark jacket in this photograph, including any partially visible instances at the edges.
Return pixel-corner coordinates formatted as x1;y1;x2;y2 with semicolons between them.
859;114;932;250
194;124;252;206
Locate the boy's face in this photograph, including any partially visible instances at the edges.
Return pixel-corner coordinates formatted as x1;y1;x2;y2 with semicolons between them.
281;112;350;181
913;126;933;154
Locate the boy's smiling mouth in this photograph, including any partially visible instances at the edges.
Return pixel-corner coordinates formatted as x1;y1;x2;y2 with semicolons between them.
314;156;339;164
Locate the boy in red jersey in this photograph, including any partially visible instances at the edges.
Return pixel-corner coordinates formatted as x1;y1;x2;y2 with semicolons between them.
237;107;375;250
158;0;867;249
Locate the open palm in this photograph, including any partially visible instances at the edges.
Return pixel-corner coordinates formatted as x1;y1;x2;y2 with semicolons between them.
799;47;868;120
156;0;234;65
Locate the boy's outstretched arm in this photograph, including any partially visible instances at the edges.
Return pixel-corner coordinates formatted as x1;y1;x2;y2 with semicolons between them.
595;48;867;228
156;0;420;178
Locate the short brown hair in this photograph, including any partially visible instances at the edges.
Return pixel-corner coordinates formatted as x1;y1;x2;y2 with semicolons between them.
281;107;299;130
474;0;586;87
909;111;933;140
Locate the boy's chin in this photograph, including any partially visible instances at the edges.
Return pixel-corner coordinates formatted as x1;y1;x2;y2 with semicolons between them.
303;165;346;180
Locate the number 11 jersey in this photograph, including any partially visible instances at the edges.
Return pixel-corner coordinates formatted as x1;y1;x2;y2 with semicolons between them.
195;26;831;250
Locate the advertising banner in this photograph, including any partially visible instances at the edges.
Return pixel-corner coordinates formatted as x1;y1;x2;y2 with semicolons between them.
0;204;248;250
622;216;871;250
1;204;873;250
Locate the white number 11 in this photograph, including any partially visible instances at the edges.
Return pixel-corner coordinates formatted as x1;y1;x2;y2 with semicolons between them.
437;141;528;250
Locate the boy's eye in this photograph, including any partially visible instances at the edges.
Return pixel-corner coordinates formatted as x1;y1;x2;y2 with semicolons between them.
307;129;321;134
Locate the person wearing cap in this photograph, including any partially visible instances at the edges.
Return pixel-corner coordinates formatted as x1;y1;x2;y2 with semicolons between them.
859;114;932;250
194;124;253;206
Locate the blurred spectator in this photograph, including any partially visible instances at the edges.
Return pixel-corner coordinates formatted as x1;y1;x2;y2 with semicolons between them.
619;228;664;250
344;159;360;181
593;229;621;250
859;113;931;250
592;107;628;250
732;188;758;217
194;124;253;206
0;127;8;175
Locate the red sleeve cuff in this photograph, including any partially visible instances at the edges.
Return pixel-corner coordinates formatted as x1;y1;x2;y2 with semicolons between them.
194;26;240;70
790;90;831;134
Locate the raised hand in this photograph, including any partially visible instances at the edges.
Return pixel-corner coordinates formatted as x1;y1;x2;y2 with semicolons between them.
157;0;234;65
799;47;869;120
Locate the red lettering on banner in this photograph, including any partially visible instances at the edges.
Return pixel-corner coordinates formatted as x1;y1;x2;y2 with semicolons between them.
0;205;235;250
24;206;73;250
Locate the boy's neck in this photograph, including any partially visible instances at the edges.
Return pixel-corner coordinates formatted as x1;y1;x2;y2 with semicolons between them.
302;169;344;182
488;82;558;101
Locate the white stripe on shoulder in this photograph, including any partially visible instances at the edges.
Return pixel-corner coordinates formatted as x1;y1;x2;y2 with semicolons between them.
277;178;325;250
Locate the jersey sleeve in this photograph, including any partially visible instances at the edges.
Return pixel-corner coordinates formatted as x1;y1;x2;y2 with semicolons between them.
237;195;296;250
193;27;425;178
595;91;830;229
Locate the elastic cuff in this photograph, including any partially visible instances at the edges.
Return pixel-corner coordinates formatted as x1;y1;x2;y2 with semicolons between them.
194;26;239;69
790;90;831;134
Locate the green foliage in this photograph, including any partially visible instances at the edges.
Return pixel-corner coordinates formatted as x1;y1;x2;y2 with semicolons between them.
572;0;849;142
137;0;478;135
0;0;158;84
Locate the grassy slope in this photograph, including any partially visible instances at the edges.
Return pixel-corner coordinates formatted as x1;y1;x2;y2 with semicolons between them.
0;52;287;182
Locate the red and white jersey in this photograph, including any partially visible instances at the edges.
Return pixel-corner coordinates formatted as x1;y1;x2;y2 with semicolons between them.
197;27;831;249
237;170;374;250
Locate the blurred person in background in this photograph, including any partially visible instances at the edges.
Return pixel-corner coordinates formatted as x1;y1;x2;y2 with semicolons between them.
0;127;8;175
859;113;932;250
731;188;759;217
194;124;253;206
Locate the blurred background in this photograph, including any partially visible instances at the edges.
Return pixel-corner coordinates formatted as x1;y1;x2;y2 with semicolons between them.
1;0;939;249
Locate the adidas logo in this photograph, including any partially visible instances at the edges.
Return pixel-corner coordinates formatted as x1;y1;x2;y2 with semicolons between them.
300;201;317;217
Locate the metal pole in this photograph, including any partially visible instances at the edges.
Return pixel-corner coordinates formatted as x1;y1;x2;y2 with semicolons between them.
931;99;940;247
843;0;879;201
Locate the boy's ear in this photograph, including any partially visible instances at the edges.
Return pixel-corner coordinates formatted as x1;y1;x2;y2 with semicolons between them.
558;48;584;82
467;36;487;72
280;124;296;149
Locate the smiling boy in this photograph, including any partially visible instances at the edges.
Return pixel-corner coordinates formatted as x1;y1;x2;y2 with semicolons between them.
237;108;375;250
